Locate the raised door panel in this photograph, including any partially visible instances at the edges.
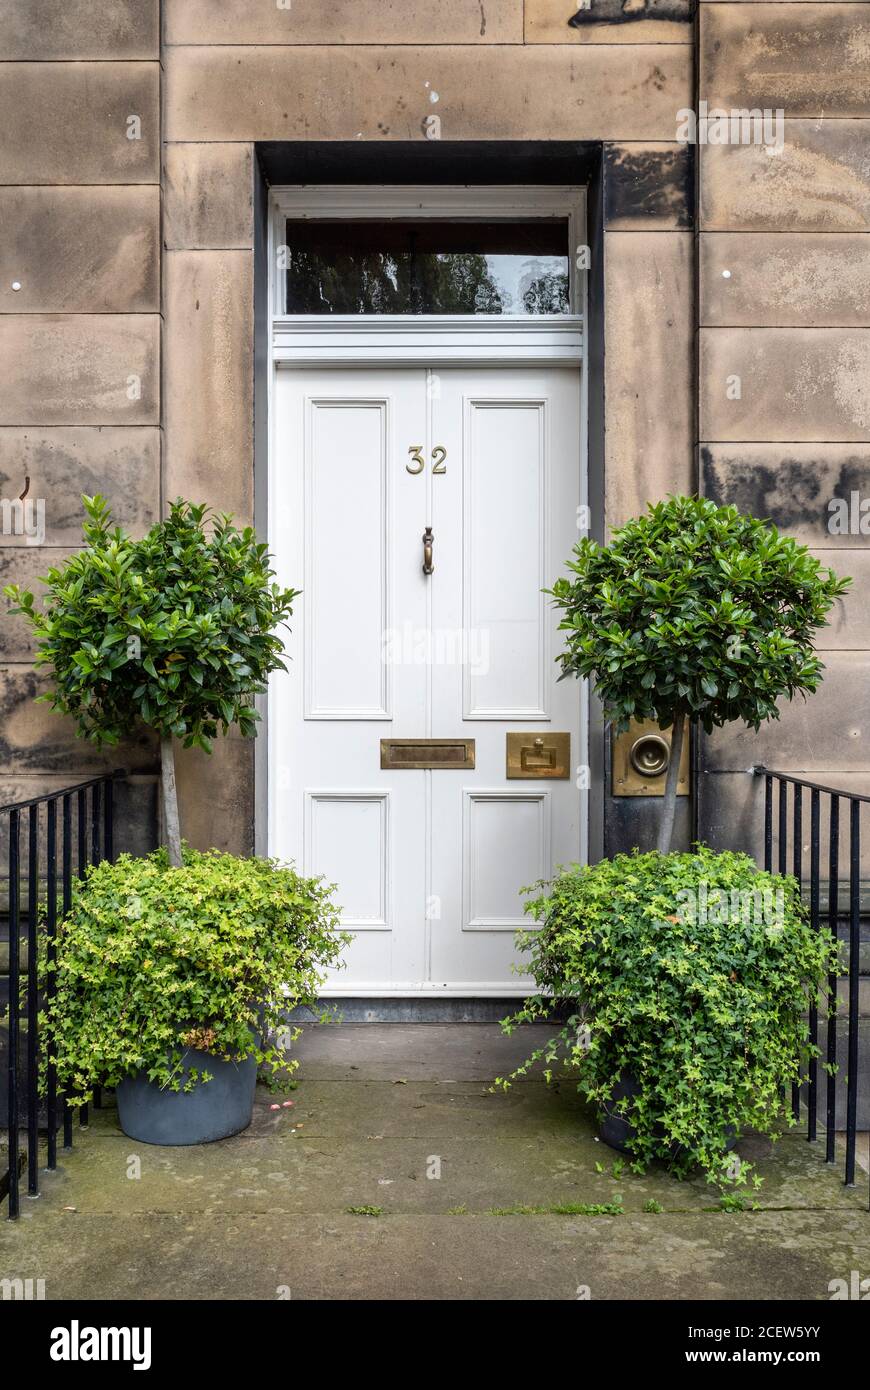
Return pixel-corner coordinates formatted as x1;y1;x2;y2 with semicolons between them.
463;397;549;720
271;367;429;993
429;365;584;992
304;396;391;720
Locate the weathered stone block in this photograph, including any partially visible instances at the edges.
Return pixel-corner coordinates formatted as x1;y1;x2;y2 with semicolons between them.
700;122;870;232
0;316;159;426
164;44;691;142
604;231;694;530
165;0;522;43
700;327;870;442
0;187;159;313
702;4;870;117
700;232;870;328
528;0;691;43
0;774;158;865
0;548;76;662
704;653;870;772
163;251;253;521
604;144;694;229
0;63;159;185
701;442;870;545
697;769;870;879
1;1;159;59
812;550;870;650
164;144;253;250
697;444;870;569
0;428;159;546
0;669;156;776
700;779;870;893
175;733;253;856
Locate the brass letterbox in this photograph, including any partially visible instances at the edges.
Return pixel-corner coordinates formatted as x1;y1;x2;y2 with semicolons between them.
380;738;475;770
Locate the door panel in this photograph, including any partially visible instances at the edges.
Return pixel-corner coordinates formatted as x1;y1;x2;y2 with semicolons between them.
272;368;428;989
304;396;391;719
429;366;583;990
271;361;584;994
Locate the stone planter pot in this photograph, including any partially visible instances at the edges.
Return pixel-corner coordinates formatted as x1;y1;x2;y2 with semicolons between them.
116;1046;257;1146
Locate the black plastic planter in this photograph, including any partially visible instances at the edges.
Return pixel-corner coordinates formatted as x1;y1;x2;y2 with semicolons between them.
600;1069;737;1156
116;1047;257;1145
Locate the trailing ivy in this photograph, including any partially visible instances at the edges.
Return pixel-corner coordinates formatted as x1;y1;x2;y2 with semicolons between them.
39;848;349;1103
496;847;837;1190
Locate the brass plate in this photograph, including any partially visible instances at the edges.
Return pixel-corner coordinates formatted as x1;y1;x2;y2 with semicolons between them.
506;732;570;780
612;719;690;797
381;737;475;770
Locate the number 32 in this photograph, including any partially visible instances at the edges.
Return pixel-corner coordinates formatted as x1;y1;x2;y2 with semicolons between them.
407;446;447;475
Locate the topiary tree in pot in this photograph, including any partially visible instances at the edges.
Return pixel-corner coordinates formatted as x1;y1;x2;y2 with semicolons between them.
5;496;328;1145
550;495;849;853
4;494;297;866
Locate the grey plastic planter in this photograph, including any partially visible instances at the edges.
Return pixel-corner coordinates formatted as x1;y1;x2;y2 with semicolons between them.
116;1046;257;1146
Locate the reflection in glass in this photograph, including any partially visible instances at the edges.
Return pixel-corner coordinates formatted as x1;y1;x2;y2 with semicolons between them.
284;220;570;315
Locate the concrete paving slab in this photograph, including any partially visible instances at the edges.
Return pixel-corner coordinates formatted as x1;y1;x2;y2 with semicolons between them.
1;1026;867;1300
2;1208;869;1301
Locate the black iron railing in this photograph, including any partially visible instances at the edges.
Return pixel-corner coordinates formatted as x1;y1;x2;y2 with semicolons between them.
1;772;123;1219
756;767;868;1206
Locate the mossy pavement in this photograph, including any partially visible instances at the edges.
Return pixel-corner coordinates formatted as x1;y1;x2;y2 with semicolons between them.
1;1024;868;1300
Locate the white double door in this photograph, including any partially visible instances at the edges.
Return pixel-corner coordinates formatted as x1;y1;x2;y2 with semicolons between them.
271;361;584;994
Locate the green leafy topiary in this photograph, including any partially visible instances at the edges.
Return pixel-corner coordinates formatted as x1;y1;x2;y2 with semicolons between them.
550;496;849;850
4;496;297;865
39;848;349;1102
496;847;837;1190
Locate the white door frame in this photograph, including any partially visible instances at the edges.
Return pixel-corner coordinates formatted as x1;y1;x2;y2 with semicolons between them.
265;186;589;957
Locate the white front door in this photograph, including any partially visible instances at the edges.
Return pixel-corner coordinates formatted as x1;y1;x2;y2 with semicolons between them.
271;362;584;994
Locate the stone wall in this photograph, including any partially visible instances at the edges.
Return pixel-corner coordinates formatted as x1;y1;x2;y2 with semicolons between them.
2;1;862;861
0;1;161;849
696;2;870;865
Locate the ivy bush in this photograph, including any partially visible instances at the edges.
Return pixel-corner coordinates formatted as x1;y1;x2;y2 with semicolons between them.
40;848;349;1103
496;847;837;1190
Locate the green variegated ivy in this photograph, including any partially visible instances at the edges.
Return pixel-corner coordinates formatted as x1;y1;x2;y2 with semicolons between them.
39;848;349;1102
550;496;849;851
496;847;837;1191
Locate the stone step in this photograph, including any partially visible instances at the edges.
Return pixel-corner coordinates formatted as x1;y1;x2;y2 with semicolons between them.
801;1018;870;1130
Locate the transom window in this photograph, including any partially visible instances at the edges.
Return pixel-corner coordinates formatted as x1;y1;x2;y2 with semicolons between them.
271;184;583;322
282;217;570;316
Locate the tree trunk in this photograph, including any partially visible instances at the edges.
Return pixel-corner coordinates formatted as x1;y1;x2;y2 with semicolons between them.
160;734;183;868
656;712;687;856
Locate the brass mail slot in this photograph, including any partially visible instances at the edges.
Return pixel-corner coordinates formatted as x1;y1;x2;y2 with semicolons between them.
381;738;475;770
506;732;571;780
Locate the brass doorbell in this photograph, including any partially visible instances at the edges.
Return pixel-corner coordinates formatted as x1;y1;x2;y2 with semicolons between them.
612;720;689;797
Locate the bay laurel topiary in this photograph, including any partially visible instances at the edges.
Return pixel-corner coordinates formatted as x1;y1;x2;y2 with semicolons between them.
550;496;849;851
4;496;297;867
39;848;349;1104
496;847;837;1190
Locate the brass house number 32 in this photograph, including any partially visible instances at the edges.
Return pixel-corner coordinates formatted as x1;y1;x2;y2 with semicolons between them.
406;445;447;475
